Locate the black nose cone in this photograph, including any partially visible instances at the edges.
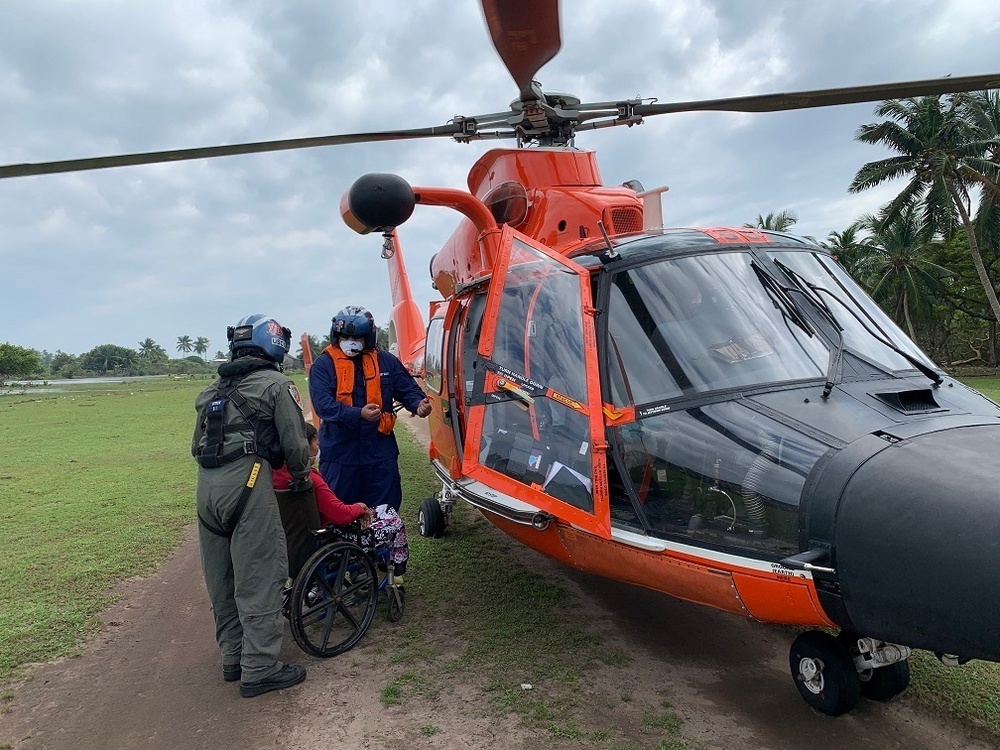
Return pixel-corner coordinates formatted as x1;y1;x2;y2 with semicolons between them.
832;422;1000;660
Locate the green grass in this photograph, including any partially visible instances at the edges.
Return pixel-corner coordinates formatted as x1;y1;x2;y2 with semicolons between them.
908;652;1000;736
0;378;206;680
960;374;1000;402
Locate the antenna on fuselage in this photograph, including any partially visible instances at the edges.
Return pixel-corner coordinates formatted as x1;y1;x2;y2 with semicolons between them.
597;220;618;259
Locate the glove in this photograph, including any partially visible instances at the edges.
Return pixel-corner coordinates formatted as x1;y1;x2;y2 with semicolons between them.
289;476;313;493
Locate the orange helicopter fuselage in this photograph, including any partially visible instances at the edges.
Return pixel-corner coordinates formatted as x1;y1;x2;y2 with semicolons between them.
397;147;833;628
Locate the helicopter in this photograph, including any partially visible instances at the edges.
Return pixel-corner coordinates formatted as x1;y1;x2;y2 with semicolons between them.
3;0;1000;719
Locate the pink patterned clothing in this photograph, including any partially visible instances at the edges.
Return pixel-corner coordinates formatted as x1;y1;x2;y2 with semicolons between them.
273;464;409;569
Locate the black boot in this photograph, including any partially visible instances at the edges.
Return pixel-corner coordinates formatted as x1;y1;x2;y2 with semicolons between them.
240;663;306;698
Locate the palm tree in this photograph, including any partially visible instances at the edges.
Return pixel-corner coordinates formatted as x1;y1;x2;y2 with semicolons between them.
138;338;167;361
822;222;870;277
297;334;322;362
849;95;1000;325
193;336;210;361
961;91;1000;282
853;206;952;340
176;335;193;354
214;350;226;361
744;210;798;232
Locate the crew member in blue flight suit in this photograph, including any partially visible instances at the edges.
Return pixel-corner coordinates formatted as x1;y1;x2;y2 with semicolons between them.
308;305;431;512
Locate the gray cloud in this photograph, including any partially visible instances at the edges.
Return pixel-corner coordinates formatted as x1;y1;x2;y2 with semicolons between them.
2;0;998;354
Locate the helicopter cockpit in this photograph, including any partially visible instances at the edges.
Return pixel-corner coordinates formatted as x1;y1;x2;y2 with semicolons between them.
605;251;831;400
448;224;984;567
597;235;947;559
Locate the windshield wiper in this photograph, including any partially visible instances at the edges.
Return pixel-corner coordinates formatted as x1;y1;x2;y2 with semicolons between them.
750;259;815;338
772;259;943;394
753;257;845;397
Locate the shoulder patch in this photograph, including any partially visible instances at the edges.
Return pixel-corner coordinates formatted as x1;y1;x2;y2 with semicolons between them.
288;384;304;411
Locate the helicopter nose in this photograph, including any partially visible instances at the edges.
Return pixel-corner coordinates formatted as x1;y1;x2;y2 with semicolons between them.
805;420;1000;661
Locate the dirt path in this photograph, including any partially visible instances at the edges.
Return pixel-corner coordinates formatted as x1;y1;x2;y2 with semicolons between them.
1;418;994;749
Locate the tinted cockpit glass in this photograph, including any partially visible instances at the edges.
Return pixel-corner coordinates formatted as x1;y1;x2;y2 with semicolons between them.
606;252;828;403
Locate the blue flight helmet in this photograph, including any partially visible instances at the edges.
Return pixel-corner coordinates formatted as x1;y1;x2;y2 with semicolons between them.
227;313;292;363
331;305;377;350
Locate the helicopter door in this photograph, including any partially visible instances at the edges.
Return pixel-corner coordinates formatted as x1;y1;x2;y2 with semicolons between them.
463;228;609;538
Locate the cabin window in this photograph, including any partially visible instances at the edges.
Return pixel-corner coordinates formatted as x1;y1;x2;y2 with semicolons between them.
461;294;488;404
479;240;594;512
610;402;829;560
423;317;445;394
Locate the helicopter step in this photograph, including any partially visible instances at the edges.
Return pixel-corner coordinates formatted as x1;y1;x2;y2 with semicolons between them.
425;468;558;534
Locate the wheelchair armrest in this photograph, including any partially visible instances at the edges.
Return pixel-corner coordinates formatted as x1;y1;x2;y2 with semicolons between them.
311;521;375;550
310;525;339;542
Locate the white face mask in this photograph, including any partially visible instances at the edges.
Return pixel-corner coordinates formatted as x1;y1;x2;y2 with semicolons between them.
339;339;364;356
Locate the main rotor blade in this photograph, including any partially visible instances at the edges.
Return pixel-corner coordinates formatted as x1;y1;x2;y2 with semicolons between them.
634;73;1000;117
0;124;465;179
481;0;561;102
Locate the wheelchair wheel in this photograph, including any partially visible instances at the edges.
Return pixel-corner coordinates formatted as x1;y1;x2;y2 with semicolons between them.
387;585;405;622
289;541;378;658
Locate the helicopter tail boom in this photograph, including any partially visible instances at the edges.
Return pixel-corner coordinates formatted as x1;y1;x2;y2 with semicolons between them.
383;230;427;373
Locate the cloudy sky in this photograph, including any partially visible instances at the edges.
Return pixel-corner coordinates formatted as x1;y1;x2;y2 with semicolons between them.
2;0;998;357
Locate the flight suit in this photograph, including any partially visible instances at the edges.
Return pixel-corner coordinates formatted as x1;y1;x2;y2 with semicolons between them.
192;356;310;683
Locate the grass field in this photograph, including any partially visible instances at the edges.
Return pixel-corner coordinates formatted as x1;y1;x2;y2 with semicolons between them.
2;374;1000;740
0;377;203;678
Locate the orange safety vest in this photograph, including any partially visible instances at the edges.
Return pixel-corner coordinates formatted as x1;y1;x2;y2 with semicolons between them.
324;345;396;435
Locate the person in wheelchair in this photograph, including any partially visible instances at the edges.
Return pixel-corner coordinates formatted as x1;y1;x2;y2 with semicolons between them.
273;422;409;582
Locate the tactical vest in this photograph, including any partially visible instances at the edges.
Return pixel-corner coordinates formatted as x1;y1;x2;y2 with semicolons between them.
195;371;284;469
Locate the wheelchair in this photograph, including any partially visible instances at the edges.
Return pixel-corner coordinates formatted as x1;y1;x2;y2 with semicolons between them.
276;487;405;659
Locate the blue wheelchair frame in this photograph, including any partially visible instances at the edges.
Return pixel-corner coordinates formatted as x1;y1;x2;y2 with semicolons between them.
277;488;404;658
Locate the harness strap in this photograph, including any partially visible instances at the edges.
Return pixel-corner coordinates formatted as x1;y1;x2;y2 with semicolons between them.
197;378;262;468
197;460;263;539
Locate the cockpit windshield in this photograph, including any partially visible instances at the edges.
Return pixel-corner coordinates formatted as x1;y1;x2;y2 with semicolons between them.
606;251;829;403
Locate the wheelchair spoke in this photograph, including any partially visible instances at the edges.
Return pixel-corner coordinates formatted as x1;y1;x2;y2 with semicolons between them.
336;601;362;631
300;597;336;624
288;540;380;658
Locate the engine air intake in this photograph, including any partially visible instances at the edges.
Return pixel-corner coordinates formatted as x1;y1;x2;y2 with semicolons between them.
872;388;941;414
605;206;643;234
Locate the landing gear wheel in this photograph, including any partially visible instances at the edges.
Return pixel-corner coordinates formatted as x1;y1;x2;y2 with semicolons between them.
418;497;446;538
289;541;378;658
789;631;861;716
387;586;405;622
836;631;911;702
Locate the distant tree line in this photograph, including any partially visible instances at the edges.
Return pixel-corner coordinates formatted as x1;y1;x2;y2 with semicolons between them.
1;337;222;383
1;331;316;384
